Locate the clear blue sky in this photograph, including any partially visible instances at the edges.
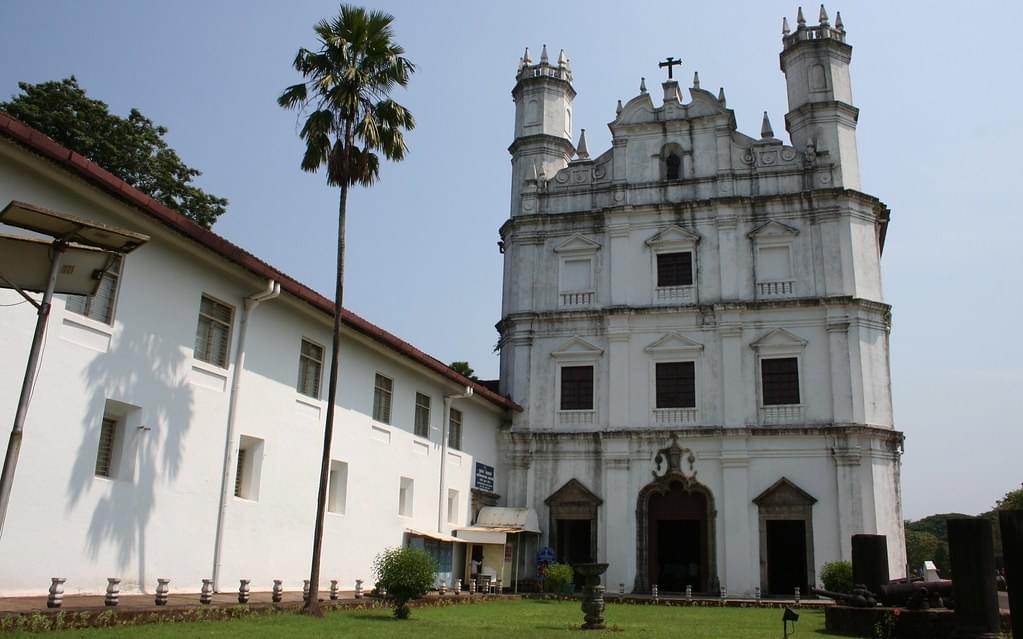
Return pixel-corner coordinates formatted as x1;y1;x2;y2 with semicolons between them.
2;1;1020;520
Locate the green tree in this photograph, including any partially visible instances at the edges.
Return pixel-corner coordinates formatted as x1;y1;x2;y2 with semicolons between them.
278;5;414;616
994;484;1023;511
544;563;574;594
0;77;227;227
904;529;941;575
372;546;437;619
449;361;477;380
820;560;854;594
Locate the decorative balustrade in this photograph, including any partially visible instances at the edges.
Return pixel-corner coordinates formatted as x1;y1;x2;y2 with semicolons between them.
558;410;595;425
759;405;804;425
757;280;795;297
655;285;693;303
652;408;698;426
560;291;594;307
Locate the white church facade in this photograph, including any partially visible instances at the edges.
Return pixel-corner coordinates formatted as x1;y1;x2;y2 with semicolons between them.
0;7;904;599
497;8;905;596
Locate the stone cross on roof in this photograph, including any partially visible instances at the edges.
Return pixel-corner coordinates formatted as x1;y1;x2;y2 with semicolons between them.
658;56;683;80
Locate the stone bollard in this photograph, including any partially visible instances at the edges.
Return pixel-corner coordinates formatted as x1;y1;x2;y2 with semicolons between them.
438;581;447;596
619;583;625;599
104;578;120;607
496;579;502;594
947;518;1001;639
200;579;213;605
455;578;462;595
794;587;800;604
155;578;169;606
685;585;692;602
303;579;311;604
470;579;477;595
754;586;761;602
272;579;283;604
652;584;659;601
720;585;727;602
330;579;339;600
999;510;1023;639
354;579;363;599
238;579;250;604
47;578;66;608
851;534;889;597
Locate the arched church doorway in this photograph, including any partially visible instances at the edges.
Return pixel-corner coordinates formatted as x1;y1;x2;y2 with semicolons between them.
634;437;717;594
648;482;709;592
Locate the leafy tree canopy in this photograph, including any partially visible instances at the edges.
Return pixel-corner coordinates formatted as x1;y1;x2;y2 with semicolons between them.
372;546;436;619
1;77;227;228
449;361;477;380
994;485;1023;511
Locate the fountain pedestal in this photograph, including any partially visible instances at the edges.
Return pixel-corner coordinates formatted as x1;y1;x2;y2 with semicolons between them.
574;563;609;630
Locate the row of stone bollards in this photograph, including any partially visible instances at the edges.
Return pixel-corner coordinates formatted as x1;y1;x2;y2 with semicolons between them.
46;576;370;608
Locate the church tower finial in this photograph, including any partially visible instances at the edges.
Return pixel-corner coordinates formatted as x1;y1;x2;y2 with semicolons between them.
797;6;806;26
540;44;549;64
718;87;727;106
523;47;532;65
575;129;589;160
640;77;647;94
818;4;829;26
761;111;775;139
692;71;700;89
835;11;844;33
616;99;623;115
783;16;790;36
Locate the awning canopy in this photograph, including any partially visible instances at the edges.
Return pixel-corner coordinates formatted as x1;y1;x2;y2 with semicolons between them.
453;507;541;545
405;528;465;544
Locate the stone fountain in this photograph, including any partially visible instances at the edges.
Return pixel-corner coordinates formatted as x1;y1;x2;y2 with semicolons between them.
574;563;609;630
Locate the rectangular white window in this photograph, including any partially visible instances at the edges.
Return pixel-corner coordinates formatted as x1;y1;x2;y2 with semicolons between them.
66;255;123;325
414;392;431;438
94;417;119;478
560;258;592;292
373;374;392;424
447;488;459;524
757;246;791;281
328;460;349;515
297;339;324;399
234;435;263;501
399;476;414;517
194;295;233;368
448;407;463;450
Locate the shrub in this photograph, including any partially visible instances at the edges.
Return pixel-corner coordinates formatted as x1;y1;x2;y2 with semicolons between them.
544;563;574;593
820;560;854;593
372;546;438;619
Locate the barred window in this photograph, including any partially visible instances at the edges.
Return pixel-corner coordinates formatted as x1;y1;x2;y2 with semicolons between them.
297;339;324;399
414;392;431;438
560;365;594;411
761;357;800;405
94;418;118;478
655;361;696;408
449;407;463;450
373;374;392;423
66;255;122;325
194;295;233;368
657;252;693;287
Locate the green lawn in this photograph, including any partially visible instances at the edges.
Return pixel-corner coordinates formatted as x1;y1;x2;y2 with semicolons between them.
4;599;830;638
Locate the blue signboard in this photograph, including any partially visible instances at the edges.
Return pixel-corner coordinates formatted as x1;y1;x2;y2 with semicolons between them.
474;462;495;492
537;546;556;563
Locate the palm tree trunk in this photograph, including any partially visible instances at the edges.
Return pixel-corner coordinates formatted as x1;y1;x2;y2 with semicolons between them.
305;172;350;616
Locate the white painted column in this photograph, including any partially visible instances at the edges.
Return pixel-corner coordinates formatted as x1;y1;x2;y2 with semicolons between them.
833;445;864;560
719;316;745;427
717;215;739;301
603;446;632;590
607;322;630;429
721;450;755;595
826;313;852;424
608;222;630;306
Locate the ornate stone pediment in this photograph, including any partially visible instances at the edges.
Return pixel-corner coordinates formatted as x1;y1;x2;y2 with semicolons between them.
645;224;701;247
753;477;817;507
750;328;807;353
551;336;604;360
545;478;603;508
554;234;601;254
651;434;698;486
748;220;799;239
644;332;704;357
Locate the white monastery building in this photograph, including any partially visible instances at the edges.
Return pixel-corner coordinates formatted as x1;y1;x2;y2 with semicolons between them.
498;6;904;596
0;7;903;598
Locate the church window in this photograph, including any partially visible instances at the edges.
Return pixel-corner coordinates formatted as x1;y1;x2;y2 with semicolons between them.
328;460;348;515
297;338;323;399
94;417;119;478
757;246;791;281
761;357;800;405
234;435;263;501
560;365;594;411
414;392;431;438
399;476;414;516
449;407;463;450
66;255;122;325
657;252;693;287
373;373;393;424
655;362;696;408
665;153;681;180
194;294;233;368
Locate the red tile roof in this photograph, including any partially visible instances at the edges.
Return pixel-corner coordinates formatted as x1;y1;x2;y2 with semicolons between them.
0;111;519;412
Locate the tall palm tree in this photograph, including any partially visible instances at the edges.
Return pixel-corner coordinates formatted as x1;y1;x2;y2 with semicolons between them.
278;5;414;616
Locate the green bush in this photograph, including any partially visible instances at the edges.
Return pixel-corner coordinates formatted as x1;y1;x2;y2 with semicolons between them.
372;546;438;619
544;563;574;593
820;560;854;594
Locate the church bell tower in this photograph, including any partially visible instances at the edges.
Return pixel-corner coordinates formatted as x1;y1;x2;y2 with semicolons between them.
780;6;860;189
508;45;576;216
